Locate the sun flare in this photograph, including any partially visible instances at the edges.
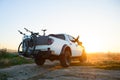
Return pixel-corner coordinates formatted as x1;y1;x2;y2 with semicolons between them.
82;37;103;53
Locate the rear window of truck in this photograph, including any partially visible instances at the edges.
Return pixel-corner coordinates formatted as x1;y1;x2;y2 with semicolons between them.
49;34;65;40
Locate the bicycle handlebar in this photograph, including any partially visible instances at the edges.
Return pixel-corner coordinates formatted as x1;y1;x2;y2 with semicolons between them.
24;28;33;34
18;28;39;36
18;30;25;35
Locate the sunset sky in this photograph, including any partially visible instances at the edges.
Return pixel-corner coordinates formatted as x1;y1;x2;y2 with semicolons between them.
0;0;120;53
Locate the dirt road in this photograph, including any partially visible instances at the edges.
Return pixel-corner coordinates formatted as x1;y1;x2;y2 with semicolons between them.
0;60;120;80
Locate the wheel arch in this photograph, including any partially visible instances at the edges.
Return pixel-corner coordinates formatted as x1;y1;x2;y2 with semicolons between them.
60;44;72;56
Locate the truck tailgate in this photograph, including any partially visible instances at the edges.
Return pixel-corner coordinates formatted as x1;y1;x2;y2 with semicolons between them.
35;36;49;45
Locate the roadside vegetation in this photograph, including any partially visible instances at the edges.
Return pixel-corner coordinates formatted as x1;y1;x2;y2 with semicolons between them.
0;48;120;70
0;49;33;68
89;53;120;70
71;52;120;70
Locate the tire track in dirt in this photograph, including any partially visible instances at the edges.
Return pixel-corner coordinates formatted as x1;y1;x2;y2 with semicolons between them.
0;60;60;80
28;61;120;80
0;61;120;80
30;65;120;80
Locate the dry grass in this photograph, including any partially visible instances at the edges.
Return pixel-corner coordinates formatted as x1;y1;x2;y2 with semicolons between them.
71;52;120;70
0;48;120;70
0;49;33;68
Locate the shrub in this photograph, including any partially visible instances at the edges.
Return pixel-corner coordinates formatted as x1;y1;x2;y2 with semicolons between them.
0;49;33;68
0;49;7;58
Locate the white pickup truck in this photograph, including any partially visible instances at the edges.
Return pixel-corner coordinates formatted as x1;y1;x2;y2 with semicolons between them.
18;28;87;67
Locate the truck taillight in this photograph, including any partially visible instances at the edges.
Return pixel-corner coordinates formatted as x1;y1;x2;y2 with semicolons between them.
48;38;54;45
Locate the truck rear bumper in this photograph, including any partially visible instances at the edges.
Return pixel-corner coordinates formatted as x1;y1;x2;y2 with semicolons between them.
34;49;59;61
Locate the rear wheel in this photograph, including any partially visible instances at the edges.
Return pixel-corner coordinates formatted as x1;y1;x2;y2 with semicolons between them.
34;55;45;66
79;50;87;63
60;49;71;67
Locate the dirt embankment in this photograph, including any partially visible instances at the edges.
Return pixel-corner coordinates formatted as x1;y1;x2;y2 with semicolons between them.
0;60;120;80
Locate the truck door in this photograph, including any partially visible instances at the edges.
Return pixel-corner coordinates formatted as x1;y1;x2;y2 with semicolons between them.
68;35;80;56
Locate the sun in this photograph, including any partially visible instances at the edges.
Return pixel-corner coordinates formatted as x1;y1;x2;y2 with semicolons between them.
82;37;103;53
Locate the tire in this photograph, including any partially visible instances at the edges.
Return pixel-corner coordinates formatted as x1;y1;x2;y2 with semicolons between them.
34;55;45;66
79;50;87;63
18;42;23;55
18;39;36;57
18;42;30;57
60;49;71;67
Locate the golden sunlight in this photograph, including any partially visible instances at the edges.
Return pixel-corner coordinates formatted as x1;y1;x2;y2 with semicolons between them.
83;37;104;53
